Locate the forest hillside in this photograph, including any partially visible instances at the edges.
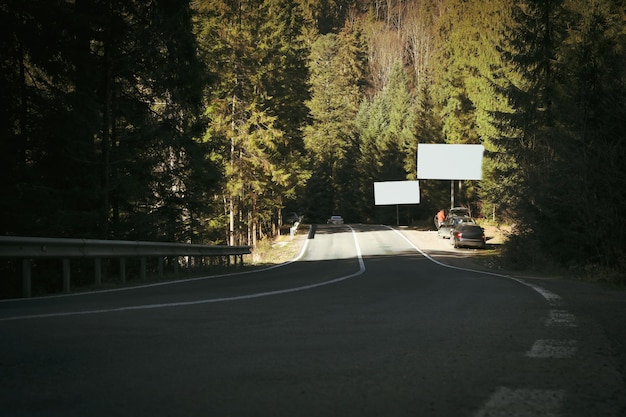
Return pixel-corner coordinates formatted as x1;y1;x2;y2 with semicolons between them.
2;0;625;277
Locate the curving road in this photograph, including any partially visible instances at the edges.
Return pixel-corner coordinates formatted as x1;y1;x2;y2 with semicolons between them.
1;224;624;416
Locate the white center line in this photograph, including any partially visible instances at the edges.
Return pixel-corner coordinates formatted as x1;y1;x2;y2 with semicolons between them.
391;228;564;306
475;386;566;417
526;339;578;358
545;309;577;327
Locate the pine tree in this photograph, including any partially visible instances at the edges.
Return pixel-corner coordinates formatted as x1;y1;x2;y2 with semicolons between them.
489;0;567;266
98;0;211;242
353;60;420;223
1;0;212;242
489;0;626;270
450;0;517;221
545;0;626;267
303;28;366;220
431;0;480;146
195;0;310;245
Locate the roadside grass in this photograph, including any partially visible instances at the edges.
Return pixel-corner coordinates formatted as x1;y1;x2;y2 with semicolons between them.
474;220;574;279
576;264;626;287
245;225;308;266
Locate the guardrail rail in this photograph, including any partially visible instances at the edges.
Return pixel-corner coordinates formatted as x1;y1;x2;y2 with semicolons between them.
0;236;251;298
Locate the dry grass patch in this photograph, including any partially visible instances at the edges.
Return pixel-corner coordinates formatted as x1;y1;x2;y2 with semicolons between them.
246;226;309;266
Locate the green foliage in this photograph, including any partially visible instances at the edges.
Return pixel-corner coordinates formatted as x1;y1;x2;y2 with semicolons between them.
298;0;357;34
303;29;366;220
1;0;214;242
3;0;626;274
485;0;626;269
354;61;412;222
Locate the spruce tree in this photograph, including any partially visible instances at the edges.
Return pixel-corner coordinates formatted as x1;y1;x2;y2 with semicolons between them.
1;0;211;241
195;0;310;245
546;0;626;267
303;27;366;221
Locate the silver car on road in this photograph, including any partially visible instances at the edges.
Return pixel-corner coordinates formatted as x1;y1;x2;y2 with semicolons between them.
327;215;344;225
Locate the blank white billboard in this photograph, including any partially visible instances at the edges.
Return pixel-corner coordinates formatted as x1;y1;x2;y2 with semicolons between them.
417;144;484;180
374;181;420;205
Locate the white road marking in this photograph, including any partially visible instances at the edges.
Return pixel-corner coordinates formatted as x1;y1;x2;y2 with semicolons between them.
390;228;564;306
529;286;563;307
526;339;578;358
474;386;565;417
546;309;577;327
0;227;366;321
392;228;576;416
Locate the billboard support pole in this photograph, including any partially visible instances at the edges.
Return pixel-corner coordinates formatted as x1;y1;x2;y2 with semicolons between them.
450;180;455;209
396;204;400;226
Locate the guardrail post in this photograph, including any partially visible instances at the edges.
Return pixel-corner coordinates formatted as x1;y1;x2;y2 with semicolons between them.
62;259;71;293
22;259;32;298
158;257;164;279
174;257;179;278
120;258;126;284
140;257;146;280
95;258;102;286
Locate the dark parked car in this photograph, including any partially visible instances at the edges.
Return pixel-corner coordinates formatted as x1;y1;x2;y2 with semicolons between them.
449;207;470;217
437;216;475;238
450;223;486;249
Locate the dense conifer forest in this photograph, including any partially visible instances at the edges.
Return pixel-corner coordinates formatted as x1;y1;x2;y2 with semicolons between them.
2;0;625;275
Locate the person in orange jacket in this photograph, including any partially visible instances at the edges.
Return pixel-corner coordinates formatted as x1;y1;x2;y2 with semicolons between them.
436;209;446;228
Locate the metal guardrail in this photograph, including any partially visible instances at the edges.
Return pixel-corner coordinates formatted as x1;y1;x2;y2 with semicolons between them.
0;236;251;298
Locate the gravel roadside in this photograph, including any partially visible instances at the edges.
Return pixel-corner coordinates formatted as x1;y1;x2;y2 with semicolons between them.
396;227;518;276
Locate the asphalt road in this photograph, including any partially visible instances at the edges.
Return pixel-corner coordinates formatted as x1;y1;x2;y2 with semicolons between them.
1;224;625;417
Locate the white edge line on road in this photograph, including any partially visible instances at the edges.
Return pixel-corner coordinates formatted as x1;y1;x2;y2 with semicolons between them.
0;226;366;321
389;227;563;305
392;227;576;417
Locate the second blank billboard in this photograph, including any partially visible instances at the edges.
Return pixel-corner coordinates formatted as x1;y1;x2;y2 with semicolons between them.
374;181;420;205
